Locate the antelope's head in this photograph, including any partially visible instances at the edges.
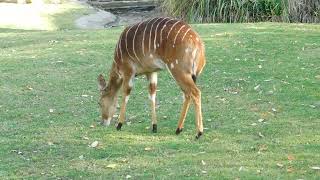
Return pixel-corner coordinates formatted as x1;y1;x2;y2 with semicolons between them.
97;74;118;126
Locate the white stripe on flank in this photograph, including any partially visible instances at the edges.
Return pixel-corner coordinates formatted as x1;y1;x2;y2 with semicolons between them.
125;25;137;61
160;19;174;43
154;17;169;50
142;18;156;57
133;21;144;63
118;32;124;61
149;18;162;52
173;25;185;46
181;28;191;41
166;21;180;39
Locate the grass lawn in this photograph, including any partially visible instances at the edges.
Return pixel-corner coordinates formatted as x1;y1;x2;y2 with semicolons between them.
1;16;320;178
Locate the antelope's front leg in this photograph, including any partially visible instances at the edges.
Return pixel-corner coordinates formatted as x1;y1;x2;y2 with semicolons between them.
147;72;158;133
116;75;134;130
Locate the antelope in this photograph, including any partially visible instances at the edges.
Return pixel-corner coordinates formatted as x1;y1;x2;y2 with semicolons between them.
98;17;206;138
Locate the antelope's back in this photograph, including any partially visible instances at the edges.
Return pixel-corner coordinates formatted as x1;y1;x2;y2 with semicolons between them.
114;17;204;67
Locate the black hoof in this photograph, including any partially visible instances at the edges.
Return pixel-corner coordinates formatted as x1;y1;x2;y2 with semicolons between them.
116;123;122;131
195;132;203;139
152;124;157;133
175;128;183;135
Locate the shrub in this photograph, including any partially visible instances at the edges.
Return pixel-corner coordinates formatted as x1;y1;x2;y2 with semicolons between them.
161;0;320;23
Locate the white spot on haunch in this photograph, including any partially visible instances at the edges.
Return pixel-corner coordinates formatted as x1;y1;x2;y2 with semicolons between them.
175;59;178;64
172;45;175;47
170;63;174;69
157;43;160;47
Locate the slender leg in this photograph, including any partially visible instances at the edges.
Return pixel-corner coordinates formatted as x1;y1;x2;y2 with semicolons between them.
170;69;204;138
117;74;134;130
191;87;203;139
176;93;191;134
147;72;158;133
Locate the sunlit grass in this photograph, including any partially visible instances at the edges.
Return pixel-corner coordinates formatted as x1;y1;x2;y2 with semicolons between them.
0;23;319;178
0;1;90;30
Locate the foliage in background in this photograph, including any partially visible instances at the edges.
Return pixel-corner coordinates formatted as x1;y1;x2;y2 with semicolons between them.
161;0;320;23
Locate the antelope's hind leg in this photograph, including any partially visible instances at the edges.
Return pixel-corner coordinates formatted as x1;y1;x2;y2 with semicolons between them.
147;72;158;133
171;71;204;139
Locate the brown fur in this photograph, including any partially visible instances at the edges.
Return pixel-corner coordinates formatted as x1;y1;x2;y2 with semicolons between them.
98;17;206;137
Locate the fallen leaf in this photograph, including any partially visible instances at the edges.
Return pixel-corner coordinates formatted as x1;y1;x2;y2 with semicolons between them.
81;94;89;97
82;136;89;140
258;65;262;69
48;141;54;146
251;123;257;126
258;132;264;138
311;166;320;170
201;160;206;166
144;147;152;151
106;164;117;169
239;166;244;171
258;119;265;123
49;109;54;113
288;154;295;161
79;155;84;160
287;167;294;173
201;170;207;174
89;125;95;128
254;85;261;91
126;175;132;179
258;144;268;152
90;141;99;148
276;163;284;168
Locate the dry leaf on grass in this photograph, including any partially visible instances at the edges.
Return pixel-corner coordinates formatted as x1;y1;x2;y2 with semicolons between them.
201;160;206;166
258;132;264;138
144;147;152;151
79;155;84;160
82;136;89;140
287;167;294;173
47;141;54;146
106;164;117;169
311;166;320;170
276;163;284;168
90;141;99;148
126;175;132;179
287;154;295;161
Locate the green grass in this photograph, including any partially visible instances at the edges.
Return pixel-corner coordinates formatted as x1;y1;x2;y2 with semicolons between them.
1;22;320;179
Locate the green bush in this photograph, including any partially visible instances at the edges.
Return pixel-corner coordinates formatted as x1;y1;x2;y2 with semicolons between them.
161;0;320;23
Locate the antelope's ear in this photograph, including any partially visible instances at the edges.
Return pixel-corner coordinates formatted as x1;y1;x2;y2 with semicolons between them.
97;74;107;91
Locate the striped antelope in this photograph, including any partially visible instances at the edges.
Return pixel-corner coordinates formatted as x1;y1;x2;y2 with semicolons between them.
98;17;206;138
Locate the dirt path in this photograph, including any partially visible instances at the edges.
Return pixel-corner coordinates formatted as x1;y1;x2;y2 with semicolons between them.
75;0;163;29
